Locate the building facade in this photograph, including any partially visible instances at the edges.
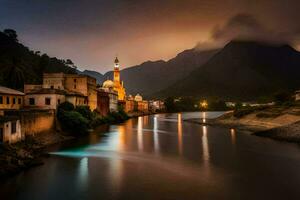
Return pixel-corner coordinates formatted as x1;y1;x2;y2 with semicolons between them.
0;86;24;112
96;89;110;116
125;95;135;113
149;100;165;112
42;73;97;110
24;88;66;110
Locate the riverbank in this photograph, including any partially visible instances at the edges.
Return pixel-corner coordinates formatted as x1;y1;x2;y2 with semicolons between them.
185;104;300;142
0;109;144;179
0;131;74;179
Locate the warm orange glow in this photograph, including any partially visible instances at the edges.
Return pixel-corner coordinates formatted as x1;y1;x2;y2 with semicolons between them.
178;113;183;155
153;116;160;153
230;128;236;145
137;116;143;151
200;100;208;109
118;126;126;151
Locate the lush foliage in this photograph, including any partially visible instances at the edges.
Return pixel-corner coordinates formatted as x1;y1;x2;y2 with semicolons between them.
57;102;129;135
58;110;89;134
57;103;89;135
0;29;76;90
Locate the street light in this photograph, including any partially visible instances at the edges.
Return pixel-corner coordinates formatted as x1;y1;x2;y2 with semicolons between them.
200;100;208;109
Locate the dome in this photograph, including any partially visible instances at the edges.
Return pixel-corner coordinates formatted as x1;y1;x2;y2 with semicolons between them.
134;94;143;102
102;80;114;88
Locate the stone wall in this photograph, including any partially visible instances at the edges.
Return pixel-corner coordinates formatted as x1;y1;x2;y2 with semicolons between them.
19;110;56;137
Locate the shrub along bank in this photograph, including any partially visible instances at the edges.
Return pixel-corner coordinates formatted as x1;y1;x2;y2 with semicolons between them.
57;102;129;135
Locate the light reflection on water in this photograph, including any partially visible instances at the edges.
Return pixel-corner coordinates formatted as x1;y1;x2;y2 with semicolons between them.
177;113;183;155
4;112;300;200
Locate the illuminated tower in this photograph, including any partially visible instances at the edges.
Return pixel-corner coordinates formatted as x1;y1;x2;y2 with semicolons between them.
113;57;126;101
113;57;120;83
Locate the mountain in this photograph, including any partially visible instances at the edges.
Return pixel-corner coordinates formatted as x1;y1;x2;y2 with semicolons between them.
102;48;219;96
78;70;105;83
0;30;76;90
158;40;300;101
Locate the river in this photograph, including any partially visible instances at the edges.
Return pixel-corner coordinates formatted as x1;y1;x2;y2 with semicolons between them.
1;112;300;200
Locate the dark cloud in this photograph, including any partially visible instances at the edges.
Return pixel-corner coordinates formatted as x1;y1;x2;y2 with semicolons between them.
211;13;300;46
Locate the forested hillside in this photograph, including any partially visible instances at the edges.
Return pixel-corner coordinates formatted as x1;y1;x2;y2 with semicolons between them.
0;29;76;90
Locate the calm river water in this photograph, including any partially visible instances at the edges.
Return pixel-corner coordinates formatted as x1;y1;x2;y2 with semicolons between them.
2;112;300;200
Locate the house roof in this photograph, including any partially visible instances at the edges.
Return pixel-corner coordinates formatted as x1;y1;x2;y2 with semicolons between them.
26;88;66;95
0;86;24;96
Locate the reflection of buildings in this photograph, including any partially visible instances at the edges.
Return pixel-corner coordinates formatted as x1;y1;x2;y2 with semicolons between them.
177;113;183;155
153;115;160;153
137;116;144;151
202;126;209;161
230;128;236;145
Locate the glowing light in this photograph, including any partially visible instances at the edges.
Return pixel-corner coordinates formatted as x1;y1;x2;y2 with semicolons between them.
78;157;88;189
202;126;209;161
118;126;126;151
202;112;206;123
178;113;183;155
230;128;236;145
200;100;208;109
153;116;160;153
137;116;144;151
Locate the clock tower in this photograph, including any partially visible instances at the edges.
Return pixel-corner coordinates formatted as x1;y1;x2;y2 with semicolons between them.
113;57;126;101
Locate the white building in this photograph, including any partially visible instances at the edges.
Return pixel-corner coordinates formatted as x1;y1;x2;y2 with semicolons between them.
0;117;22;144
24;88;66;110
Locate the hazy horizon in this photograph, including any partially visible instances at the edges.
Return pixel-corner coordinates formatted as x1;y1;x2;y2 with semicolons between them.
1;0;300;73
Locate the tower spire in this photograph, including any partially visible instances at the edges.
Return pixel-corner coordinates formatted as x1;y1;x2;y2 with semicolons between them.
114;56;119;69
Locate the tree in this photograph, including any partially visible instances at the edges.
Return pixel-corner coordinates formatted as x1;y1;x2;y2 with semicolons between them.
274;91;292;105
164;97;177;112
3;29;18;42
66;59;74;66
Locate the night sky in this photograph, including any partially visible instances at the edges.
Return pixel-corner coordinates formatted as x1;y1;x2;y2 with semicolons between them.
1;0;300;73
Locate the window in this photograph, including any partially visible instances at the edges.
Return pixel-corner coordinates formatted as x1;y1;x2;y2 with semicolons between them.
74;79;76;82
29;98;35;105
6;97;10;104
13;97;16;104
45;98;51;105
0;96;3;104
11;121;16;134
58;99;61;104
18;98;21;104
50;86;54;89
74;84;76;89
